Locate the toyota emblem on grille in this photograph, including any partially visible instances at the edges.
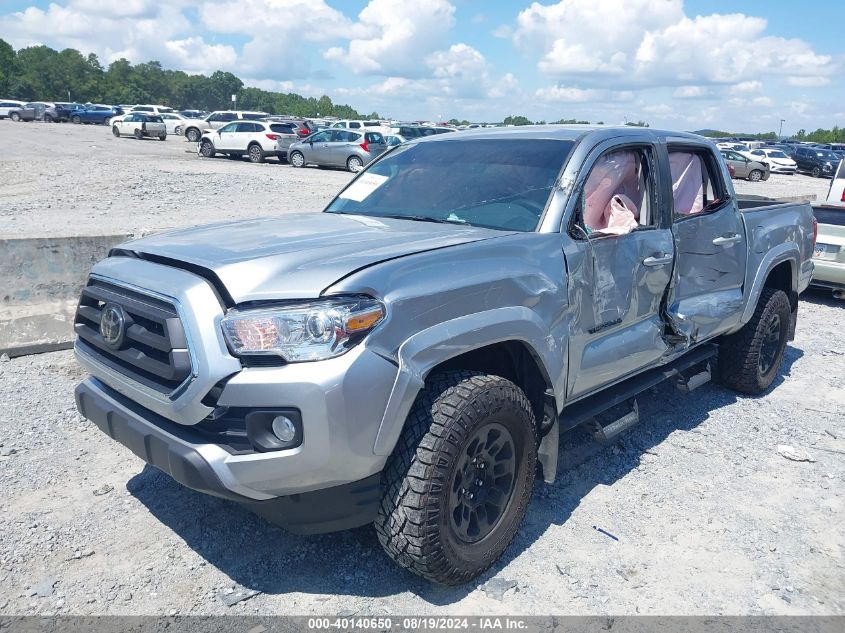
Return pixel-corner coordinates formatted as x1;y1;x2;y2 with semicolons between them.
100;303;126;349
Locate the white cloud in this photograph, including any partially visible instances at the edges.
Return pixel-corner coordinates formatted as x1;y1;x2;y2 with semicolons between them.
673;86;710;99
0;1;234;74
787;76;831;87
643;104;673;115
535;85;599;102
513;0;838;88
323;0;456;77
729;80;763;95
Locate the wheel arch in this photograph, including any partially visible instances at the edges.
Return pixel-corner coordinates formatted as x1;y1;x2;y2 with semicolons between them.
372;307;562;456
740;245;798;326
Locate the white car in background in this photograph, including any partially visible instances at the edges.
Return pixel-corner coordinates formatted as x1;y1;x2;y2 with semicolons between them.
0;99;25;118
330;119;383;130
181;110;270;142
158;112;188;135
109;104;176;126
111;113;167;140
197;120;298;163
745;148;798;174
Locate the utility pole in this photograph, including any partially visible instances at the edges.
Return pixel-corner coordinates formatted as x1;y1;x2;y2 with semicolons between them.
779;119;785;138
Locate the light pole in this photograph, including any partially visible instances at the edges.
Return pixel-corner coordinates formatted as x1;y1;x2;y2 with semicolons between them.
779;119;785;139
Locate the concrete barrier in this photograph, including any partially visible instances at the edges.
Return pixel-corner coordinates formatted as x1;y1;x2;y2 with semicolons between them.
0;234;135;357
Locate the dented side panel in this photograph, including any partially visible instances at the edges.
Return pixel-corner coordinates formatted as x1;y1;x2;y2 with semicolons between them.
666;206;748;342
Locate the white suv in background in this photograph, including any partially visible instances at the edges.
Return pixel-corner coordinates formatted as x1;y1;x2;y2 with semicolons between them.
197;120;298;163
109;104;176;126
181;110;269;142
330;119;383;130
0;99;25;118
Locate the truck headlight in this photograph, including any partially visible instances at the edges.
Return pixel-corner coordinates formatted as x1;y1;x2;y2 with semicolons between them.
221;296;385;362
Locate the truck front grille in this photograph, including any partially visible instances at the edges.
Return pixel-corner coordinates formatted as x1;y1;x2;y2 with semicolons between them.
74;279;192;395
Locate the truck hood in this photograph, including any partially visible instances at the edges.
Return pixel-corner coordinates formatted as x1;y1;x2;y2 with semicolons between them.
119;212;508;303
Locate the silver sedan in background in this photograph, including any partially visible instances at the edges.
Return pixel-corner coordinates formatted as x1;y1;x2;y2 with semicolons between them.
288;128;388;172
720;150;771;181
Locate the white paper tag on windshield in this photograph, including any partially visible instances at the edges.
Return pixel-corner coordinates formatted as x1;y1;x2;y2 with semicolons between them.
338;173;389;202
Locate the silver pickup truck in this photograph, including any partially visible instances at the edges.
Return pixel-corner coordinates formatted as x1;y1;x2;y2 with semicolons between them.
73;126;815;584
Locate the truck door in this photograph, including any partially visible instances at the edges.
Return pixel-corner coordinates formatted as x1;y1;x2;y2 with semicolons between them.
664;146;748;342
564;142;674;399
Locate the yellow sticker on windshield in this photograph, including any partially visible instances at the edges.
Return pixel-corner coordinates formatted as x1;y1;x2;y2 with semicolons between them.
338;173;389;202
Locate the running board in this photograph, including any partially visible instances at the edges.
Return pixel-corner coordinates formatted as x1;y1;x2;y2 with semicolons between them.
675;363;712;392
558;344;718;432
591;400;639;444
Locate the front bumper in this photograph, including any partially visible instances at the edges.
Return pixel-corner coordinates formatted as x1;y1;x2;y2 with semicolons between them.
76;377;384;533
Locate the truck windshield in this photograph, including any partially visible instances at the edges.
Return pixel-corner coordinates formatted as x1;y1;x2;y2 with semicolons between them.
325;138;575;232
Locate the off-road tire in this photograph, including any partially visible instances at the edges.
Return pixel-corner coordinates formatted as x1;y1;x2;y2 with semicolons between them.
718;288;791;394
375;371;538;585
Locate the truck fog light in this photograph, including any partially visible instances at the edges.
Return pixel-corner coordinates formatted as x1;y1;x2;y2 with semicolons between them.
271;415;297;442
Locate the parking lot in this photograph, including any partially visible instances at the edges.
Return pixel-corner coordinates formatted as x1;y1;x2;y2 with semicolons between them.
0;120;833;238
0;119;843;616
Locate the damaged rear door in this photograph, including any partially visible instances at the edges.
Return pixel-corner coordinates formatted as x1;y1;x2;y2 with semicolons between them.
665;145;748;342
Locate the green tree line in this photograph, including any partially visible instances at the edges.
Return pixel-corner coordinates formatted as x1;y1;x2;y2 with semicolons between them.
698;127;845;143
0;39;376;118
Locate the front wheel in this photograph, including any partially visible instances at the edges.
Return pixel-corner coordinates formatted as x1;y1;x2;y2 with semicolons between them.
289;151;305;168
134;129;143;140
811;166;821;178
185;128;200;143
347;155;363;173
718;288;791;394
71;115;81;124
175;126;182;136
103;117;111;125
44;114;53;123
748;169;763;182
375;371;538;585
10;112;20;122
248;143;265;163
112;126;120;137
199;140;215;158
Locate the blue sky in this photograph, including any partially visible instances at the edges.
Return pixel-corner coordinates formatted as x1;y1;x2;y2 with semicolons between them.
2;0;842;133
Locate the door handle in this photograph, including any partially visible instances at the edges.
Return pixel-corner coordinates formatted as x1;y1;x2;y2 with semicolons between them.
712;234;742;246
643;254;673;267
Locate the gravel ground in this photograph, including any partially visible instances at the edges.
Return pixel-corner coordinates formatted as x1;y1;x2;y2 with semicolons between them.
1;118;842;616
0;120;833;238
0;289;842;616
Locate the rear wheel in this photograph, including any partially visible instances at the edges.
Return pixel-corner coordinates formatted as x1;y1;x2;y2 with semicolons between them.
248;143;266;163
199;140;215;158
185;128;200;143
811;166;821;178
71;115;81;124
44;114;53;123
748;169;763;182
375;371;538;585
718;288;791;394
347;155;363;173
175;126;182;136
134;129;143;140
289;151;305;168
112;126;120;137
103;116;111;125
158;133;166;141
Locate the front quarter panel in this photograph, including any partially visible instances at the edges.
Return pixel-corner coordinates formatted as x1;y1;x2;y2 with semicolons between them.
326;232;570;456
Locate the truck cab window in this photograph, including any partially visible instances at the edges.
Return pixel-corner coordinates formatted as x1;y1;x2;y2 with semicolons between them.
669;149;726;218
577;148;654;236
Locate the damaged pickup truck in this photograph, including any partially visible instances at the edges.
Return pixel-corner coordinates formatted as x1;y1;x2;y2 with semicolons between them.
73;126;815;584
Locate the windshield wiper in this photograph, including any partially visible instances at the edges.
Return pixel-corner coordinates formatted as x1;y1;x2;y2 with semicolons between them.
375;214;466;225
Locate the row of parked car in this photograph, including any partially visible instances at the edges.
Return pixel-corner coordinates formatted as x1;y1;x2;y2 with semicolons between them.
716;139;845;180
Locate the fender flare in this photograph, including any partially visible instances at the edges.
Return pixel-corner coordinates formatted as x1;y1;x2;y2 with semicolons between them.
739;242;799;325
372;306;564;456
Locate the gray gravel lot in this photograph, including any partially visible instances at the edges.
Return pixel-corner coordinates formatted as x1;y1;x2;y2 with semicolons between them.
0;120;833;237
0;291;842;616
0;119;842;616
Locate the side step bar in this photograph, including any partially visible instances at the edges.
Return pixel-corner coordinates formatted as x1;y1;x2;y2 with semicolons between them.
591;400;639;444
558;344;718;433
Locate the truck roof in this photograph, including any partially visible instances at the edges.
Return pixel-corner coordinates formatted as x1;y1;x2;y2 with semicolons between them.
412;124;707;145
